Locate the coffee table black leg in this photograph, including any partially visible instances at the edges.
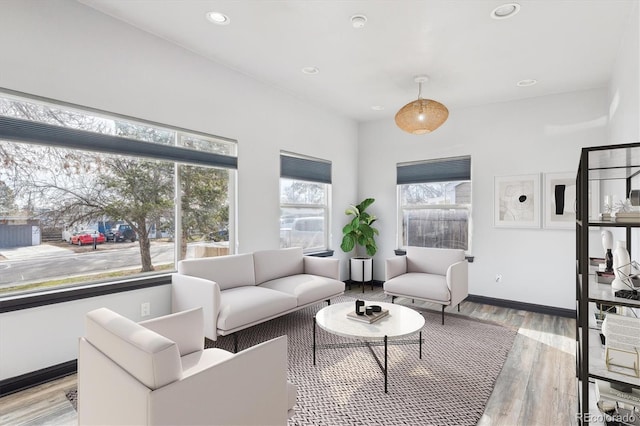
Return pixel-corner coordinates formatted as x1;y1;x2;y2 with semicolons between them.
419;331;422;359
313;316;316;366
384;335;388;393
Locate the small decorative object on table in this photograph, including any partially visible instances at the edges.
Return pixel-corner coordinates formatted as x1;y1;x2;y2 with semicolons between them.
346;305;389;324
355;300;365;316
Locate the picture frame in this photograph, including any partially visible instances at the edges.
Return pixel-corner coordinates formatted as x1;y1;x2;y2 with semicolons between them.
543;172;576;229
494;174;540;228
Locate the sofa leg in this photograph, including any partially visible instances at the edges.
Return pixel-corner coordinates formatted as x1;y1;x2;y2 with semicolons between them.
391;296;396;304
458;303;460;312
441;306;445;325
326;299;331;306
233;333;238;353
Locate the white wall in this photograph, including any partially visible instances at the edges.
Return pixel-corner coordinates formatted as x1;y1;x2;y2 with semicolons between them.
608;2;640;145
358;89;609;310
0;0;358;380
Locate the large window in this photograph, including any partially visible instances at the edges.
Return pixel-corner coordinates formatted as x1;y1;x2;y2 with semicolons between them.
0;92;236;297
279;153;331;253
397;156;471;251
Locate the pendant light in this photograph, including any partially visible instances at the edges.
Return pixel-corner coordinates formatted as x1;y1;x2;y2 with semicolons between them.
395;76;449;134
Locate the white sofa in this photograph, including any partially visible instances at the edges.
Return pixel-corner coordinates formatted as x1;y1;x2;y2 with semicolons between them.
384;246;468;324
78;307;295;426
172;247;344;344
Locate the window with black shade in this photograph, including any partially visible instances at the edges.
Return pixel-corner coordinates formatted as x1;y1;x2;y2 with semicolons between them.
0;91;236;297
397;156;471;251
280;153;331;253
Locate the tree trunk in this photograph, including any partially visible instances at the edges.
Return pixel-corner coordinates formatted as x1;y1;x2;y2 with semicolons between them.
133;217;154;272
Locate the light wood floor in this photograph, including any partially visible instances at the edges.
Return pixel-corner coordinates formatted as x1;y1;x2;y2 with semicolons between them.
0;287;577;425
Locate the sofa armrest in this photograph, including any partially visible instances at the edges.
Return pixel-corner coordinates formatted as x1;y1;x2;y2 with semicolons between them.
303;256;340;280
385;256;407;281
140;307;204;356
171;273;221;341
148;336;289;426
446;260;468;307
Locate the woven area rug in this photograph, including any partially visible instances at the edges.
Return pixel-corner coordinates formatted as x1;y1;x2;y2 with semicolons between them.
67;294;516;425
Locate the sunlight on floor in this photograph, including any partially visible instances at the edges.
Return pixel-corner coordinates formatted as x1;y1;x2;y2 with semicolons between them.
518;327;575;355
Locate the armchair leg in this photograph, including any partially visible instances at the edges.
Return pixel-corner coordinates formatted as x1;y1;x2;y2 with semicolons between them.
458;303;460;312
391;296;397;304
326;299;331;306
441;306;445;325
233;333;238;353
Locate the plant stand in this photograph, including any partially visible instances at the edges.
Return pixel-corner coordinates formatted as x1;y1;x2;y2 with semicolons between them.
348;257;373;293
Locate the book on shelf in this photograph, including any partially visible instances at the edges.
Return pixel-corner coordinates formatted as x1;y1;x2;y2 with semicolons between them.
602;313;640;378
346;308;389;324
614;212;640;222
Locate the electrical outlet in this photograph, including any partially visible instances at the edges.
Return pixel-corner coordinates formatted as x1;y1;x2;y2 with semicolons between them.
141;302;151;317
495;274;503;283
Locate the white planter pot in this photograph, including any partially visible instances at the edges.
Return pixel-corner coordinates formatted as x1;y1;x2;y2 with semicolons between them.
350;257;372;282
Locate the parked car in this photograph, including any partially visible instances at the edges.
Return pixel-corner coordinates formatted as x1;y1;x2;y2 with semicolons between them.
108;224;137;243
70;230;106;246
280;217;324;249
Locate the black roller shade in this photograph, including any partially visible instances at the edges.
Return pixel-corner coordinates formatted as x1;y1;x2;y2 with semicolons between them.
0;115;237;169
397;156;470;184
281;154;331;184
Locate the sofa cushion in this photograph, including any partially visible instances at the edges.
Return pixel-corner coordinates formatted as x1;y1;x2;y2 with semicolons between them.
384;272;451;303
217;286;298;332
260;274;345;306
253;247;304;285
406;247;465;276
178;253;255;290
85;308;182;390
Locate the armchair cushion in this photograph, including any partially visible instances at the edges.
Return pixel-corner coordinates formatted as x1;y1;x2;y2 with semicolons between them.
140;307;204;357
85;308;182;390
254;247;304;284
384;272;450;302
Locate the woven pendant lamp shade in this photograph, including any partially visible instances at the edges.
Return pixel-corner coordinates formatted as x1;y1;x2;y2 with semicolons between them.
395;98;449;134
395;75;448;134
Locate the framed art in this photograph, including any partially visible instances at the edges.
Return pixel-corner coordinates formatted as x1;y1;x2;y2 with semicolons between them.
543;172;576;229
494;174;541;228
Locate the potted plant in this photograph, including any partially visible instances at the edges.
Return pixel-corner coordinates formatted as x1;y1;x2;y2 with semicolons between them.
340;198;379;283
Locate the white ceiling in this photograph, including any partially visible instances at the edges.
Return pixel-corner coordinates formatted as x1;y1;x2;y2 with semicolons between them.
77;0;635;123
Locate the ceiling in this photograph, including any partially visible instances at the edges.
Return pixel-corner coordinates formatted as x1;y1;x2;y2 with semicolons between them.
77;0;635;123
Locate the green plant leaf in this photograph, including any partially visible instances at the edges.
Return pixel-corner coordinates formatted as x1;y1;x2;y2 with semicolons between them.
340;234;355;252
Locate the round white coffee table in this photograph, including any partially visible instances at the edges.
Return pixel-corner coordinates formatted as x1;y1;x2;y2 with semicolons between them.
313;301;425;393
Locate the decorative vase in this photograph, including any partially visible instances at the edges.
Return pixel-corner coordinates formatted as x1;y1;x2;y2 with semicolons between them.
350;257;373;282
611;241;631;291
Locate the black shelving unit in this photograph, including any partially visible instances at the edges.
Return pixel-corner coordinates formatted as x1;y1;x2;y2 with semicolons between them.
576;142;640;424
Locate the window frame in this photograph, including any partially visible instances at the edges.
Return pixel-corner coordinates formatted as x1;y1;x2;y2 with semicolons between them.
396;157;472;253
0;88;237;304
279;152;332;254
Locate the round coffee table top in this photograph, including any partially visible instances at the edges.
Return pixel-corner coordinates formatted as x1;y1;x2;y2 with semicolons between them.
315;301;425;340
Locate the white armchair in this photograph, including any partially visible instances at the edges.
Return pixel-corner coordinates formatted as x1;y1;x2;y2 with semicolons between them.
384;247;468;324
78;307;295;426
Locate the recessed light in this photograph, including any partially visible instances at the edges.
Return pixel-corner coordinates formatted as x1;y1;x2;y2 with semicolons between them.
491;3;521;19
206;11;230;25
351;15;367;29
516;79;537;87
371;105;384;111
301;67;319;75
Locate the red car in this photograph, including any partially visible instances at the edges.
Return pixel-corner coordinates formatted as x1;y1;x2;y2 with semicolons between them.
70;230;106;246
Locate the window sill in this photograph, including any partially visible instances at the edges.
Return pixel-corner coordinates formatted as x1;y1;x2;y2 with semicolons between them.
305;250;334;257
394;249;474;263
0;274;173;314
